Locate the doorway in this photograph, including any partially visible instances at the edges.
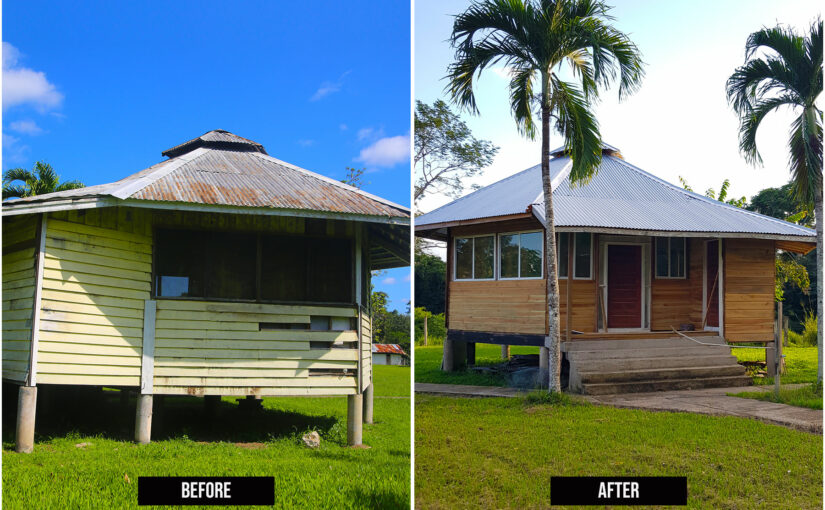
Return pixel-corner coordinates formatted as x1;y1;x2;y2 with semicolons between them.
704;240;720;330
606;244;643;329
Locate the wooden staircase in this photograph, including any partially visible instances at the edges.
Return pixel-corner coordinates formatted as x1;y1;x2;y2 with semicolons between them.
563;336;752;395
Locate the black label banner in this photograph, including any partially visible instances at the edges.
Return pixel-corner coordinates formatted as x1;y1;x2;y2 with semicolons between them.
138;477;274;506
551;476;687;506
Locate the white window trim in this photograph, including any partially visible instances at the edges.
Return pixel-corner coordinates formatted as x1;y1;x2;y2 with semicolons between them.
557;232;593;280
654;237;687;279
498;230;544;280
453;234;496;281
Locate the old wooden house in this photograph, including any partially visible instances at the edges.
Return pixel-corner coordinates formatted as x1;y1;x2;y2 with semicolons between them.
2;130;410;451
415;144;815;395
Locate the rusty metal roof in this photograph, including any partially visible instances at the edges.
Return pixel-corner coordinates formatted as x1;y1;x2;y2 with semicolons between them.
3;130;409;222
372;344;408;355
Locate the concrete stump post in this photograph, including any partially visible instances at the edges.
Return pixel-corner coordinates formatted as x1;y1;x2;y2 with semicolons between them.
442;338;454;372
135;394;153;444
539;346;549;370
363;384;374;424
347;394;363;446
501;345;510;360
15;386;37;453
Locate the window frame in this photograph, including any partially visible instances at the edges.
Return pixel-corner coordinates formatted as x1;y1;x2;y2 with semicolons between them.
453;234;497;281
654;236;687;280
497;230;544;280
556;232;593;280
152;226;356;306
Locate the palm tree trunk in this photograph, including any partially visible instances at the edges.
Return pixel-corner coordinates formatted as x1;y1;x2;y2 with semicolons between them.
541;73;563;392
816;189;823;384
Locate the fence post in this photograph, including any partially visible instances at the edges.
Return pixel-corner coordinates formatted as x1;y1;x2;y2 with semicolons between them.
774;301;781;397
424;315;428;346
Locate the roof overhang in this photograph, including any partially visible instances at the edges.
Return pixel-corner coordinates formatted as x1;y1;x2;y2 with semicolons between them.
415;212;534;241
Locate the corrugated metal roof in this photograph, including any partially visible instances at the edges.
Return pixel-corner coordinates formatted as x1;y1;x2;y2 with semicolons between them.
417;150;814;239
372;344;408;355
3;131;409;220
162;129;267;158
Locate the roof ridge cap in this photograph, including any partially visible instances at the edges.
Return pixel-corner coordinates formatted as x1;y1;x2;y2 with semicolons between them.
109;147;210;200
250;152;409;215
609;155;815;235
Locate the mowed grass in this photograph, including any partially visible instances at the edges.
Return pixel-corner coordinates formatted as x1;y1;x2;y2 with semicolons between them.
415;344;539;386
729;383;823;410
2;364;410;509
732;345;818;385
415;395;823;509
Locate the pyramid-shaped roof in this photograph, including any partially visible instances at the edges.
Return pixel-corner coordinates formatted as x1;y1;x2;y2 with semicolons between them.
416;147;814;244
3;130;409;223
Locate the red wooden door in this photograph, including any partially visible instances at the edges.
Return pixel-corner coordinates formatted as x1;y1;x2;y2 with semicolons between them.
705;241;719;327
607;245;642;329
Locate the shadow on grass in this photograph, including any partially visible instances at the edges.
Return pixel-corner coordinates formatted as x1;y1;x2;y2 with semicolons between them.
1;383;340;447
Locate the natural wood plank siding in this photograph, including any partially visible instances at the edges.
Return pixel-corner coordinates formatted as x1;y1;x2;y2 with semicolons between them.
2;215;38;382
152;300;360;396
35;208;151;386
449;280;547;335
559;279;597;333
650;238;704;330
724;239;775;342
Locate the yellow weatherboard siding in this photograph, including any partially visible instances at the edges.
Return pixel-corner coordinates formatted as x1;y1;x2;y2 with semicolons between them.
36;208;152;387
361;311;372;391
2;215;39;382
152;300;364;396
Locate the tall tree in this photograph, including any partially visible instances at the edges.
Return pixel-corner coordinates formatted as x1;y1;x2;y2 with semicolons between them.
414;99;499;203
446;0;644;391
726;19;823;383
2;161;84;199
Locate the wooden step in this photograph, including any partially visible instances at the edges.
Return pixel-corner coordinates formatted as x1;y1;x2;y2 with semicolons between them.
577;354;740;372
581;375;753;395
579;364;746;384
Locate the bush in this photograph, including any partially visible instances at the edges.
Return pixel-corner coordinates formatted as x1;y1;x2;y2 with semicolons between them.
788;330;804;346
414;307;446;343
801;312;818;346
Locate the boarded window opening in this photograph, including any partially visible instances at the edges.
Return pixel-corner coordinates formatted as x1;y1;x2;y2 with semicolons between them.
309;368;352;376
309;341;356;350
259;322;309;331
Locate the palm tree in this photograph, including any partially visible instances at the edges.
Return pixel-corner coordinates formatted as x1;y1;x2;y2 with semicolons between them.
446;0;644;391
2;161;84;200
726;19;822;383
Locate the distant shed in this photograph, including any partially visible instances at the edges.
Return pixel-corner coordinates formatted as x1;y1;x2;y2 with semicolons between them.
372;344;409;366
2;130;410;451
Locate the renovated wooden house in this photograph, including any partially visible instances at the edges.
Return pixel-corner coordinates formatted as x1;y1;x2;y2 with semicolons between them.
2;130;410;451
416;144;815;394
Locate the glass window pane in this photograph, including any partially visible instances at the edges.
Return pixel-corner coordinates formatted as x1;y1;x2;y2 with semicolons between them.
670;237;685;278
557;233;569;277
205;232;257;300
574;233;591;279
473;236;495;279
155;229;204;297
520;232;542;277
500;234;519;278
655;238;669;277
455;237;472;279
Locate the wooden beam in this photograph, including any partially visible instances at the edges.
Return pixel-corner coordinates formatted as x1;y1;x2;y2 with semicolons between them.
414;212;533;231
140;300;157;395
566;233;573;342
26;213;48;387
447;329;545;347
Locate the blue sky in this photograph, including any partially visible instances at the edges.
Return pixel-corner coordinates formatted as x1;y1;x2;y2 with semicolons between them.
416;0;822;220
3;1;411;311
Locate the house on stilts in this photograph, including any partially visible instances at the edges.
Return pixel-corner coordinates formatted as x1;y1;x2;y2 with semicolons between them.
415;143;815;395
2;130;410;451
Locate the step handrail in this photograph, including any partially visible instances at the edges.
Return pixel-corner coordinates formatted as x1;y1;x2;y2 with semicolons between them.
670;328;767;349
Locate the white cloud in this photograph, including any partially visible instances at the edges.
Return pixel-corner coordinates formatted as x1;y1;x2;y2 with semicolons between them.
356;134;411;167
297;139;315;147
2;133;30;165
403;273;411;282
10;120;43;135
310;70;351;101
339;123;348;131
382;277;397;285
3;42;63;111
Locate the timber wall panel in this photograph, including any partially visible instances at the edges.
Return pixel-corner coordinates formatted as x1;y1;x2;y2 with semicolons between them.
152;300;359;396
35;208;151;386
558;279;597;333
724;239;775;342
2;215;38;382
361;311;372;391
449;280;547;335
650;238;705;330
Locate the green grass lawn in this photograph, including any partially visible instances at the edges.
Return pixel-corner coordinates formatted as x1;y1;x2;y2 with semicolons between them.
415;343;539;386
2;364;410;509
732;345;818;385
729;383;823;410
415;395;823;509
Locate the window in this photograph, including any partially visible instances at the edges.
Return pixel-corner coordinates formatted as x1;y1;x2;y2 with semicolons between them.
454;235;495;280
499;231;543;279
655;237;686;278
556;233;592;279
155;229;353;303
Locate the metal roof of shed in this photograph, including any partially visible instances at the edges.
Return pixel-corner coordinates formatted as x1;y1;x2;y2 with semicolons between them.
416;149;815;242
3;130;409;223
